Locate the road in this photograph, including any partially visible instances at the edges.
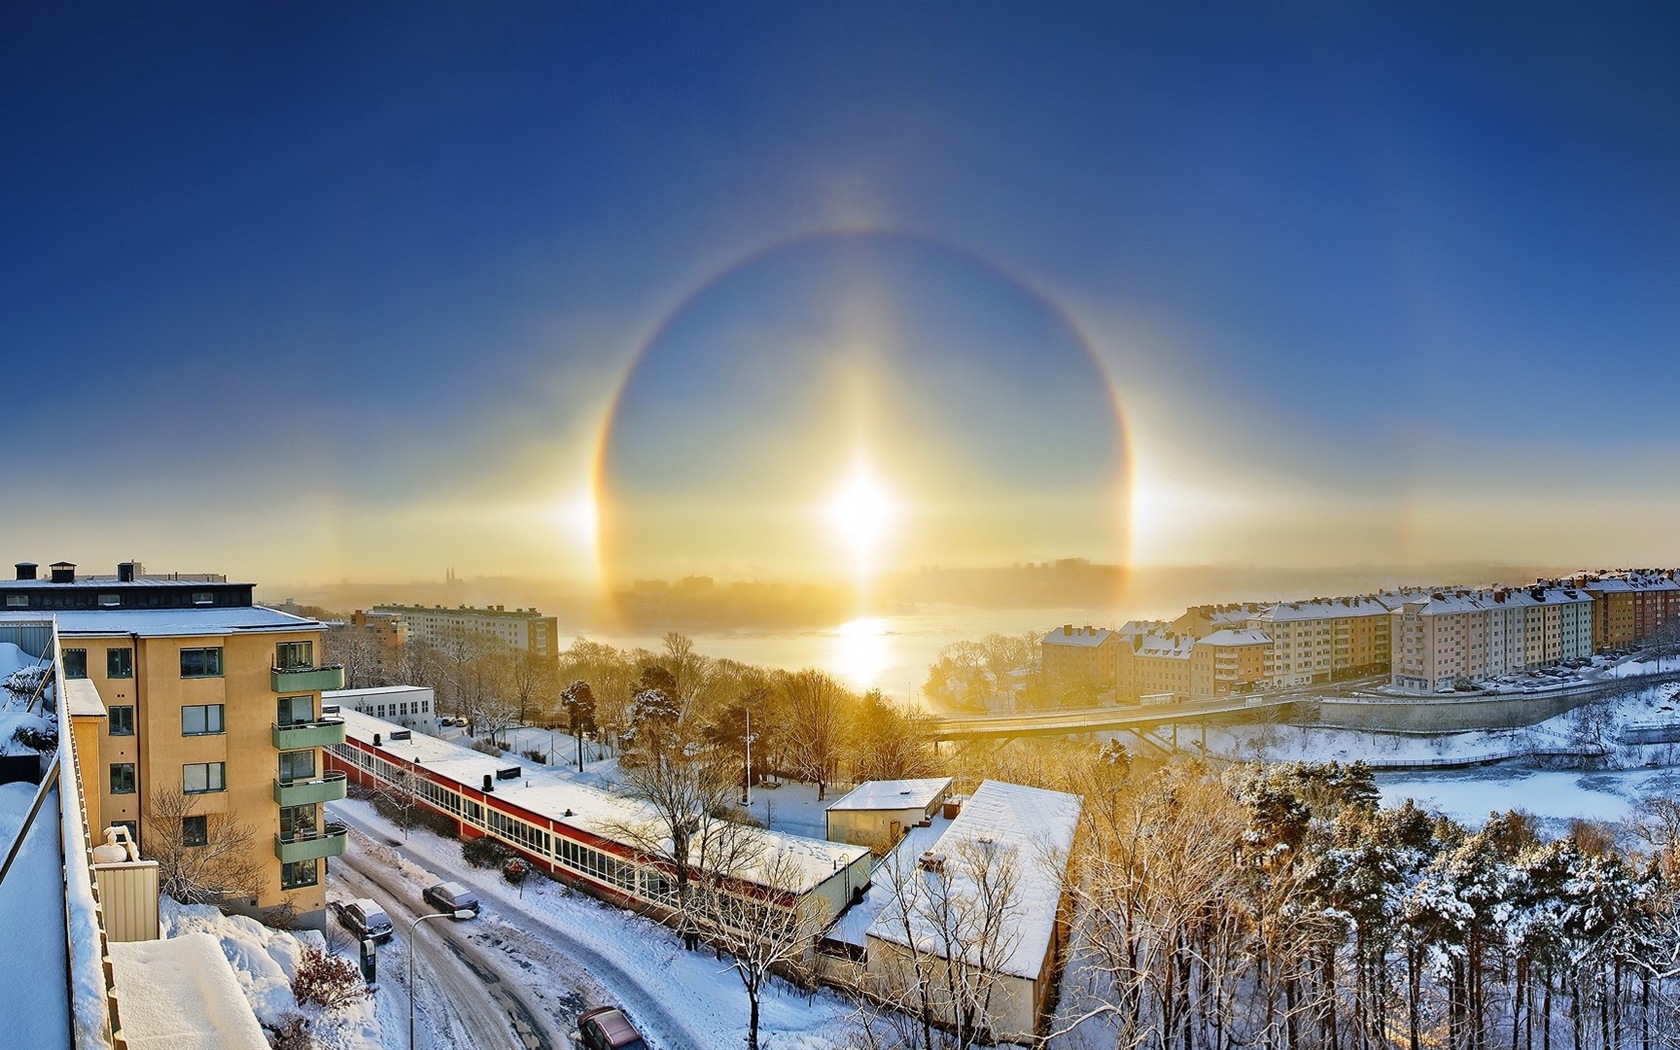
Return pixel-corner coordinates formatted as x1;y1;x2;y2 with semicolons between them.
331;826;572;1050
331;802;717;1050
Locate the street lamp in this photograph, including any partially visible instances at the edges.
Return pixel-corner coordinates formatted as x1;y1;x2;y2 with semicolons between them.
409;910;473;1049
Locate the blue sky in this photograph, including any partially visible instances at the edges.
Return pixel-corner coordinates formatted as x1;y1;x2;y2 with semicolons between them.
4;2;1679;585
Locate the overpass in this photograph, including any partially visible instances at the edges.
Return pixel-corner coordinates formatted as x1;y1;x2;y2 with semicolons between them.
925;695;1302;741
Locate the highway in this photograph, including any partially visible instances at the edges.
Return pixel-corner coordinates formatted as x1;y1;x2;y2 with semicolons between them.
924;695;1301;740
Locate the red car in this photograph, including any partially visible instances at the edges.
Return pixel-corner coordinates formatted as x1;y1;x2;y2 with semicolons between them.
577;1006;646;1050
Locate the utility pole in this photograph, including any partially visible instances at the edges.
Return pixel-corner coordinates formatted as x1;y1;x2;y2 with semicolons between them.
743;706;752;807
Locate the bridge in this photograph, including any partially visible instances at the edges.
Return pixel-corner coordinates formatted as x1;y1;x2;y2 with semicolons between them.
925;695;1302;741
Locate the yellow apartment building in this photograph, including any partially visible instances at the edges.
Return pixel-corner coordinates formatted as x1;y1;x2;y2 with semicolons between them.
1040;625;1119;697
3;560;344;927
1188;628;1274;697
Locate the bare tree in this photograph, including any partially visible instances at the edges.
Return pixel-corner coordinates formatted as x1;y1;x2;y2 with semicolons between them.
848;690;936;782
143;786;262;904
781;669;850;800
612;675;740;944
869;836;1026;1049
687;838;816;1049
469;690;519;749
507;650;555;728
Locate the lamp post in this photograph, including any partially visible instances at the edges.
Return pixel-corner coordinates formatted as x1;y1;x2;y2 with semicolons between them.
409;910;473;1049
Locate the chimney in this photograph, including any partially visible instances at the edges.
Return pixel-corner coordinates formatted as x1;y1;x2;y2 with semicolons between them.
49;562;76;584
14;563;36;581
117;562;135;583
1063;624;1072;636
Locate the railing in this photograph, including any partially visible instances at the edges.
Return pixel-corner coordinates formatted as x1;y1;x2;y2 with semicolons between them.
269;664;346;693
273;770;348;807
271;718;346;750
274;821;349;863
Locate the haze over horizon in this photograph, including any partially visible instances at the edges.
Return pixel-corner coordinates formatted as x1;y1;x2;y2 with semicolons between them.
7;2;1680;598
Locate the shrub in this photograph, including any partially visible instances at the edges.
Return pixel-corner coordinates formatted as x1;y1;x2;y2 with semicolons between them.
523;747;548;764
11;723;57;752
470;738;502;757
462;834;508;869
292;946;368;1011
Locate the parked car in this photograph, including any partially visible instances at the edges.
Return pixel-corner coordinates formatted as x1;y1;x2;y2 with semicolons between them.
577;1006;646;1050
422;880;480;918
331;898;394;944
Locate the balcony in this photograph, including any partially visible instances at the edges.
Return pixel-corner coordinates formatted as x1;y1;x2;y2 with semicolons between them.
273;771;348;807
274;821;348;863
272;718;346;750
270;664;346;693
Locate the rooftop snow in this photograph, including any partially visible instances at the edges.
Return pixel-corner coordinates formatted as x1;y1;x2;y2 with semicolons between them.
826;778;953;813
6;607;323;637
62;679;106;718
108;933;268;1050
1198;628;1272;647
864;779;1081;980
341;710;869;895
1251;596;1393;621
1041;627;1115;648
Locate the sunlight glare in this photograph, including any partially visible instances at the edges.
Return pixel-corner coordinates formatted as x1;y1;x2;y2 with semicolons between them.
827;463;896;558
829;617;891;690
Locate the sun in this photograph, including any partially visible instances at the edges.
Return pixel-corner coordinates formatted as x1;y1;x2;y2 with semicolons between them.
827;463;896;560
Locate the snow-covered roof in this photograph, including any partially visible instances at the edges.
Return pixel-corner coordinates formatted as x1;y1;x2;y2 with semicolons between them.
1251;596;1393;621
1403;586;1594;616
1041;626;1115;648
1197;628;1272;648
340;711;869;895
865;780;1082;980
1134;632;1194;659
0;779;70;1048
62;678;106;718
827;778;953;813
325;685;433;699
108;933;268;1050
4;607;322;637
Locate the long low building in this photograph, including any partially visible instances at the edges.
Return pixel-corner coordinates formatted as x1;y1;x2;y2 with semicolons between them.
325;711;873;931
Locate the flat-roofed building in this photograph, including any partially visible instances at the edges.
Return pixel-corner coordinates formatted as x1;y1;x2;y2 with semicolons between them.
826;777;954;852
324;684;435;730
833;780;1082;1043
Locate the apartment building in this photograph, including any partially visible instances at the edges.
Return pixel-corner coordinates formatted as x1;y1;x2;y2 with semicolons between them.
371;603;558;665
1576;572;1680;650
1189;628;1274;698
1390;586;1594;692
1;560;345;926
1039;624;1118;694
1248;597;1392;687
1124;629;1195;701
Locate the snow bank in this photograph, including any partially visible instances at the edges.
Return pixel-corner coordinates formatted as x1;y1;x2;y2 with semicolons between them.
109;933;268;1049
159;898;380;1050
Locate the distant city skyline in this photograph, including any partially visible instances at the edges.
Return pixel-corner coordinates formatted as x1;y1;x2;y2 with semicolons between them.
6;2;1680;593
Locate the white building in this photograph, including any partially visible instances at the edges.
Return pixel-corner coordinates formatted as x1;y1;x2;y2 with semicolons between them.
825;777;954;852
324;684;435;730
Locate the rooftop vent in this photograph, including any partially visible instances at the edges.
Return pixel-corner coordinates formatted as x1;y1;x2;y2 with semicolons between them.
496;766;521;781
483;774;494;793
391;730;412;741
49;562;75;584
117;562;135;582
14;563;36;581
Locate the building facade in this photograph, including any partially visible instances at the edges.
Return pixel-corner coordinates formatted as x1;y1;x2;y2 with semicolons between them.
370;604;559;665
1039;625;1118;697
1390;586;1594;692
1;561;345;926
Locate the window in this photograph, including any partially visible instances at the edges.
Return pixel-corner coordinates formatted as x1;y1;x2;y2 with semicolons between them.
280;858;318;890
278;750;316;784
63;649;88;679
106;647;133;679
182;704;224;736
109;705;134;736
4;595;25;608
98;593;120;607
191;591;213;605
110;763;136;794
280;804;318;841
182;815;207;847
180;647;223;678
276;695;313;726
183;762;225;794
275;641;314;670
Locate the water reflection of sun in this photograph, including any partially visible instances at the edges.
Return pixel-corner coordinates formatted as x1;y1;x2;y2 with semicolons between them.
829;617;890;691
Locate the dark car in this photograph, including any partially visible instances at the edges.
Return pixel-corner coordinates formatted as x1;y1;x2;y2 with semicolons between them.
422;880;480;917
578;1006;646;1050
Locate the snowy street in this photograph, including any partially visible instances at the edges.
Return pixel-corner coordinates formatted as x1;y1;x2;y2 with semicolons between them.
327;796;861;1050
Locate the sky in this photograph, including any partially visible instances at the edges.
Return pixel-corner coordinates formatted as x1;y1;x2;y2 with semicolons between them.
4;1;1680;594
